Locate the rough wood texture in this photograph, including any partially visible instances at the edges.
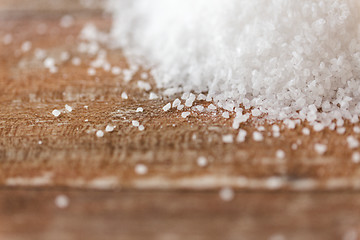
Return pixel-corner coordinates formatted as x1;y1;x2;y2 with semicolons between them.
2;1;360;239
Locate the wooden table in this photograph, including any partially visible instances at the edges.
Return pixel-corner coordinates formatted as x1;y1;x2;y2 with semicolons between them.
1;1;360;239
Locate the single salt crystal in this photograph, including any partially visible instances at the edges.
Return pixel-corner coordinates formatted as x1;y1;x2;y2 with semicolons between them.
60;15;74;28
149;92;158;100
121;92;128;99
251;109;261;117
181;111;190;118
140;72;149;79
337;127;346;134
137;81;152;91
181;92;190;100
313;123;324;132
177;105;184;110
352;152;360;163
38;140;42;145
265;177;283;190
222;112;230;119
284;119;296;129
60;51;70;62
44;57;55;68
111;66;121;75
219;187;234;202
236;129;247;142
96;130;104;138
257;126;265;132
105;124;116;132
71;57;81;66
34;48;46;60
138;125;145;131
163;103;171;111
276;150;285;159
197;93;206;100
132;120;140;127
185;93;196;107
194;105;205;111
302;127;310;135
272;125;280;132
52;109;61;117
291;143;298;150
136;107;144;112
208;104;217;110
134;164;148;175
347;136;359;149
21;41;32;52
2;34;12;45
84;105;88;109
354;126;360;134
222;134;234;143
314;143;327;155
87;68;96;76
172;98;181;108
65;104;73;112
197;156;208;167
55;195;69;209
253;131;263;142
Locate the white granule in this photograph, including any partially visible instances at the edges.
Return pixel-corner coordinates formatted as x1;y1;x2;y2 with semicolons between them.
302;128;310;135
354;126;360;133
21;41;32;52
352;152;360;163
163;103;171;111
181;112;191;118
172;98;181;108
137;81;152;91
208;104;217;110
197;94;207;100
177;105;184;111
222;112;230;119
96;130;104;138
108;0;360;126
276;150;285;159
253;131;263;142
111;66;121;75
222;134;234;143
197;156;208;167
314;143;327;155
134;164;148;175
132;120;140;127
236;129;247;142
60;15;74;28
141;72;149;79
138;125;145;131
44;57;55;68
257;126;265;132
55;194;69;209
105;124;116;132
136;107;144;112
2;33;12;45
272;125;280;133
34;49;46;60
84;105;89;109
313;123;325;132
219;187;234;202
65;104;73;112
291;143;298;150
121;92;128;99
251;109;261;117
52;109;61;117
337;127;346;134
71;57;81;66
60;51;70;62
149;92;159;100
87;68;96;76
347;136;359;149
38;140;42;145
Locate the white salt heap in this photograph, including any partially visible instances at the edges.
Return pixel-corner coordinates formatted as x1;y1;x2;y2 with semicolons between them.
108;0;360;126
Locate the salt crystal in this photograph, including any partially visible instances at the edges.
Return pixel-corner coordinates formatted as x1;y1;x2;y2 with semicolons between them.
105;124;116;132
87;68;96;76
21;41;32;52
337;127;346;134
135;164;148;175
314;143;327;155
163;103;171;111
111;66;121;75
276;150;285;159
236;129;247;143
137;81;152;91
208;104;217;110
352;152;360;163
251;109;261;117
2;34;12;45
347;136;359;149
55;195;69;209
52;109;61;117
96;130;104;138
71;57;81;66
136;107;144;112
172;98;181;108
121;92;128;99
38;140;42;145
219;187;234;202
65;104;73;112
354;126;360;134
197;94;206;100
313;123;324;132
60;15;74;28
177;105;184;110
140;72;149;79
132;120;140;127
302;127;310;135
138;125;145;131
222;134;234;143
149;92;158;100
222;112;230;119
181;111;190;118
253;131;263;141
197;156;208;167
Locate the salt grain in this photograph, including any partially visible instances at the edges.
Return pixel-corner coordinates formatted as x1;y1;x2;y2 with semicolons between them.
136;107;144;112
134;164;148;175
236;129;247;143
52;109;61;117
181;112;190;118
276;150;285;159
314;143;327;155
121;92;128;99
163;103;171;111
352;152;360;163
2;34;12;45
55;194;69;209
219;187;234;202
347;136;359;149
149;92;159;100
105;124;116;132
197;156;208;167
138;125;145;131
96;130;104;138
253;131;263;142
132;120;140;127
65;104;73;112
222;134;234;143
302;127;310;135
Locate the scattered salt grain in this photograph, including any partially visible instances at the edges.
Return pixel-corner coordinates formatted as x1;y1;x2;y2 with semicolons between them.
121;92;128;99
55;195;69;209
65;104;73;112
132;120;140;127
314;143;327;155
52;109;61;117
253;131;263;142
177;105;184;110
222;134;234;143
276;150;285;159
105;124;116;132
219;187;234;202
60;15;74;28
140;72;149;79
87;68;96;76
313;123;325;132
111;66;121;75
347;136;359;149
84;105;88;109
352;152;360;163
136;107;144;112
60;51;70;62
138;125;145;131
21;41;32;52
236;129;247;143
38;140;42;145
251;109;261;117
149;92;158;100
181;112;191;118
172;98;181;108
197;94;206;100
134;164;148;175
337;127;346;135
302;128;310;135
197;156;208;167
2;34;12;45
163;103;171;111
222;112;230;119
208;104;217;110
137;81;152;91
96;130;104;138
354;126;360;134
71;57;81;66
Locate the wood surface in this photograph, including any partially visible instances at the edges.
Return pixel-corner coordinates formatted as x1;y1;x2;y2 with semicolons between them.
1;1;360;239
